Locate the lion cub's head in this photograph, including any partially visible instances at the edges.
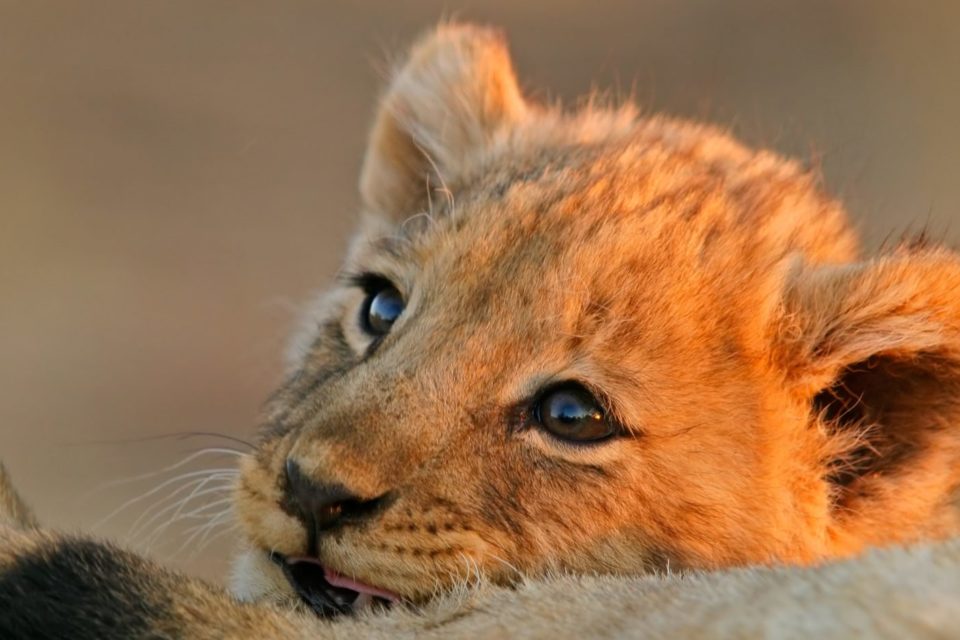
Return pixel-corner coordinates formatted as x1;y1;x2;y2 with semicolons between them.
230;24;960;614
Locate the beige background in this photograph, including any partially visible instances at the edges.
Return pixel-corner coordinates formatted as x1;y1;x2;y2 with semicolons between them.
1;1;958;579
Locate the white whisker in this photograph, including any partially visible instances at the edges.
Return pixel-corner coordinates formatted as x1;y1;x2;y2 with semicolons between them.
129;477;235;543
84;448;244;498
191;523;239;556
92;467;238;531
140;501;234;551
173;510;235;557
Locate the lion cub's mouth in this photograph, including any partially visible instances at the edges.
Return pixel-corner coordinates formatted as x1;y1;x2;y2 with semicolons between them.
270;552;399;617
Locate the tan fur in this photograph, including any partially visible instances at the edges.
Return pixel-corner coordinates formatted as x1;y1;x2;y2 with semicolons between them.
232;23;960;607
3;22;960;638
0;464;37;530
301;539;960;639
0;467;958;637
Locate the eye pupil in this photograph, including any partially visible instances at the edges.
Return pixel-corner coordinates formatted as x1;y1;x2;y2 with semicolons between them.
537;384;614;442
363;285;405;336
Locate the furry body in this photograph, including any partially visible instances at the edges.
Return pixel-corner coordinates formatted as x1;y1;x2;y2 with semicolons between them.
232;24;960;603
1;470;959;638
4;23;960;637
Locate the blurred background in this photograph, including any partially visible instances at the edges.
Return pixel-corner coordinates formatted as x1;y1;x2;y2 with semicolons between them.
1;1;958;579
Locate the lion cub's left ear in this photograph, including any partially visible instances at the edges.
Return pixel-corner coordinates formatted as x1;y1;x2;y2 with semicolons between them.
774;248;960;548
359;24;528;223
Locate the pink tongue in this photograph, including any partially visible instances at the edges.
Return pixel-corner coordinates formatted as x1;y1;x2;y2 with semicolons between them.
323;567;400;603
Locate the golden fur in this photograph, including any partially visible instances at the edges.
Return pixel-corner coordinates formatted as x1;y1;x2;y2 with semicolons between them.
2;22;960;638
231;23;960;606
0;464;37;530
1;468;958;637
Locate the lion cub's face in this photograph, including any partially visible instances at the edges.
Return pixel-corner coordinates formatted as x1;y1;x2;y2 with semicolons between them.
231;25;960;610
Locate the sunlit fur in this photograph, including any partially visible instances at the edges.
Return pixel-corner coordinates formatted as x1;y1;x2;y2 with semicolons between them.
232;23;960;603
0;465;37;531
2;463;959;637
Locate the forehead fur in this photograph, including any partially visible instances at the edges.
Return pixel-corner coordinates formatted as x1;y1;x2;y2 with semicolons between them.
345;115;857;360
350;24;858;355
296;24;863;386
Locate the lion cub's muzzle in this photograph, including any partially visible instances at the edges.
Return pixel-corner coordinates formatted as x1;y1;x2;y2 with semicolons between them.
282;459;394;545
278;459;399;617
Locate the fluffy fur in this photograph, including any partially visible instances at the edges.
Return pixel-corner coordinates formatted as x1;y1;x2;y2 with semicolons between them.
3;23;960;638
1;470;959;637
234;23;960;604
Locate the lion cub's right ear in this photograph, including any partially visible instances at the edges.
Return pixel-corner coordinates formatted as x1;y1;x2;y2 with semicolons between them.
359;24;528;223
771;249;960;550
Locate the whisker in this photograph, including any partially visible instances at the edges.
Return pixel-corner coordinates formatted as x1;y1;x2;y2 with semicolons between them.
179;508;234;537
128;476;236;542
92;467;239;531
124;475;212;539
83;448;244;500
67;431;255;450
140;497;235;550
189;521;240;558
172;510;235;557
177;498;235;520
483;552;523;582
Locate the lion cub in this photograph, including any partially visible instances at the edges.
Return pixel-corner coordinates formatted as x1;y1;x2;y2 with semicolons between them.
230;24;960;615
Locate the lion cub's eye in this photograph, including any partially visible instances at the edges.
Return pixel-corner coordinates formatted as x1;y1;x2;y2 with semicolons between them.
361;282;405;336
534;383;616;443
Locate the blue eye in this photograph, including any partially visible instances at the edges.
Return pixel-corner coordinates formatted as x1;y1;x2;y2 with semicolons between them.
362;285;405;336
535;383;615;442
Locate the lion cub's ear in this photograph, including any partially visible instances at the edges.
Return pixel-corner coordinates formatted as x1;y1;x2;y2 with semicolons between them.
359;24;527;222
775;249;960;547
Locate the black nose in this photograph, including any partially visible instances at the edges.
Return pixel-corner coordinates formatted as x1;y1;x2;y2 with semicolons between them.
284;459;391;532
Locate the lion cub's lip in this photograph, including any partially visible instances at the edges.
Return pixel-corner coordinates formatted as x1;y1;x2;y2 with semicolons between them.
318;563;401;603
270;552;399;617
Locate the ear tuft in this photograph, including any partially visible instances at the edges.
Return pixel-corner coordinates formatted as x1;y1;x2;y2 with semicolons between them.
359;23;527;221
778;253;960;394
775;249;960;544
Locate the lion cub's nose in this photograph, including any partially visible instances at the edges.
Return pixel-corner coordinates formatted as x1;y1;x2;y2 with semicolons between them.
284;458;391;530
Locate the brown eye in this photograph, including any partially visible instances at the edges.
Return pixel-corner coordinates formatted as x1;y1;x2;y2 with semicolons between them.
362;284;405;336
535;383;616;442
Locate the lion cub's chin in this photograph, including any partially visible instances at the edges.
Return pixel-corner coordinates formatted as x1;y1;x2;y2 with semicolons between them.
230;546;295;605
